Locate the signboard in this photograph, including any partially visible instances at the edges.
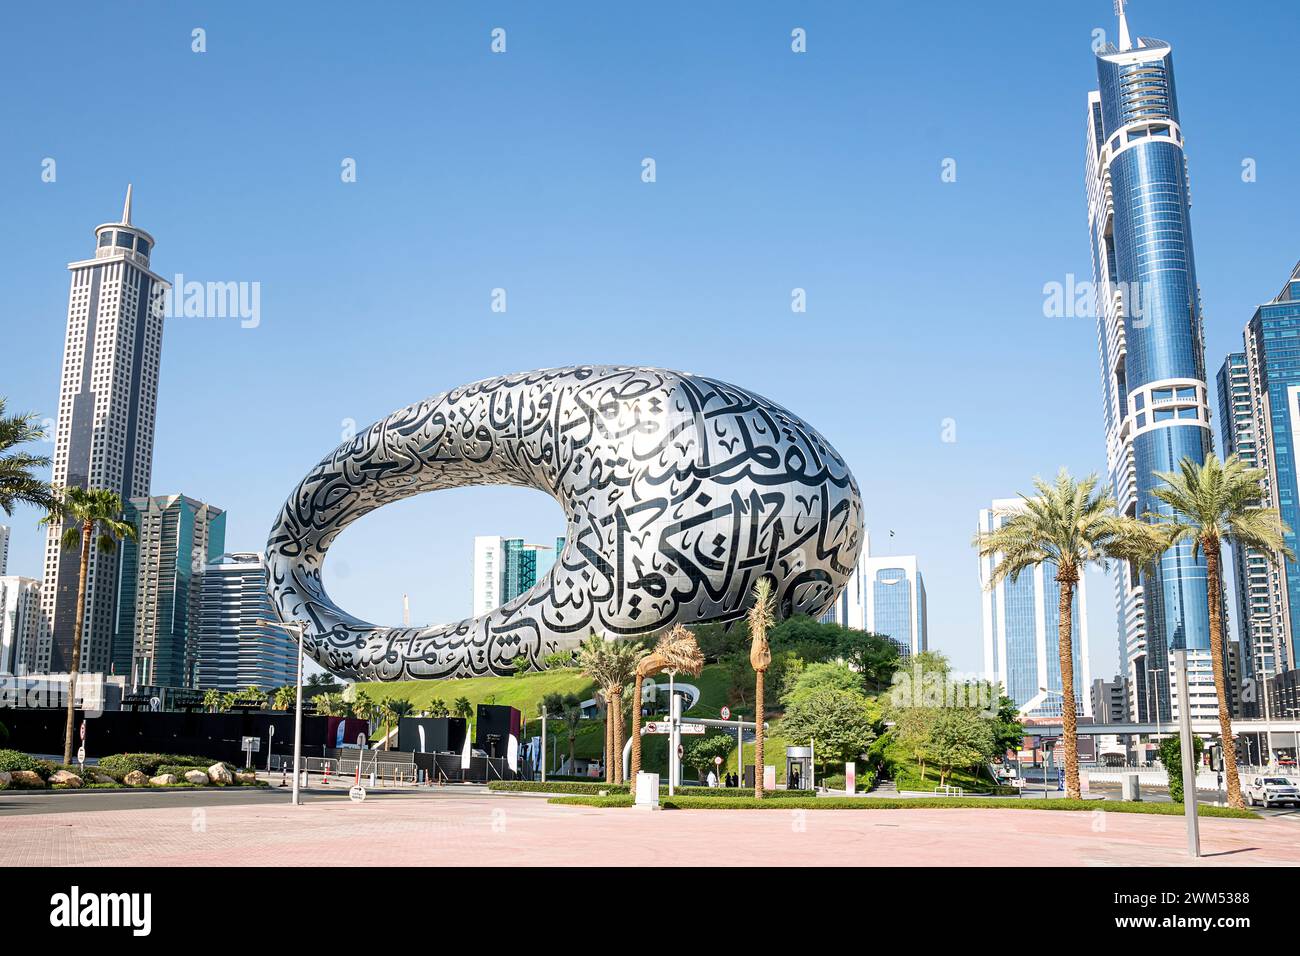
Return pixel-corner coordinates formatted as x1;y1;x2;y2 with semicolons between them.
76;746;86;767
643;722;669;735
845;761;856;794
240;736;261;752
713;756;723;766
679;723;705;735
349;786;366;802
762;765;777;792
720;706;730;720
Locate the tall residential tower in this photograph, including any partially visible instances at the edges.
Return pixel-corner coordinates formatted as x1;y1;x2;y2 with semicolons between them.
38;187;168;675
1084;4;1218;722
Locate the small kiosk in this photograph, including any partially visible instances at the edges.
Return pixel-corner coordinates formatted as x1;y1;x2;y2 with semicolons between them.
786;745;813;791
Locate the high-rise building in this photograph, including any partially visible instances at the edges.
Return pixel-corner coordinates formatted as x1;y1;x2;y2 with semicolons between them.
1084;4;1219;723
472;536;563;615
195;552;296;692
114;495;225;688
1091;675;1128;725
0;576;42;675
0;525;10;576
1219;261;1300;698
819;531;927;657
979;501;1091;718
38;187;168;675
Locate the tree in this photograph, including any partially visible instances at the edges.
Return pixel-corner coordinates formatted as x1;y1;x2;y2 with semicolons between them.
576;633;646;784
273;685;297;712
203;689;225;713
776;688;878;779
559;701;584;775
453;696;473;721
988;691;1025;762
923;709;997;788
835;631;902;692
0;399;59;518
973;469;1166;799
683;733;735;779
380;698;414;749
236;685;268;709
426;698;449;717
781;660;863;705
1158;733;1205;804
748;577;777;798
314;692;345;717
1150;453;1294;810
893;707;939;780
41;487;136;764
630;625;703;781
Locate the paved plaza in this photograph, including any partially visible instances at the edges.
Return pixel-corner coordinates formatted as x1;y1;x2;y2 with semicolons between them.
2;788;1299;867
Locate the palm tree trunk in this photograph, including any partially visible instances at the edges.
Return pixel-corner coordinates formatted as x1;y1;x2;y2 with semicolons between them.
630;673;644;781
1204;540;1244;809
753;669;765;799
63;523;93;766
610;683;624;785
568;734;576;775
1057;568;1081;800
603;693;614;784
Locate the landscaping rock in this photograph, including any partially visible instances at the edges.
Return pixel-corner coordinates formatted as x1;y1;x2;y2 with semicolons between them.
49;770;83;788
207;763;233;785
184;770;209;785
236;771;257;784
90;773;117;785
11;770;45;788
124;770;149;787
0;770;11;788
149;773;178;786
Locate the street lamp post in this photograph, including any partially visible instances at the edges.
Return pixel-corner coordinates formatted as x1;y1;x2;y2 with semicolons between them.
257;617;306;807
1172;648;1201;859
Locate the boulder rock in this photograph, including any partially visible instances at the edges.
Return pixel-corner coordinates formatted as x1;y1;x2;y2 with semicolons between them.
49;769;83;788
90;772;117;785
0;770;11;789
124;770;149;787
207;763;233;785
11;770;46;788
149;773;178;786
184;770;209;785
236;771;257;784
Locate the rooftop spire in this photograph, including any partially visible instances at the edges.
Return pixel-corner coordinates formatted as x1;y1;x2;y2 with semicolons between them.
121;183;133;225
1115;0;1132;51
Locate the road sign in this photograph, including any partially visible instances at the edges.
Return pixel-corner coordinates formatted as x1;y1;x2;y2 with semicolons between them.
713;756;723;765
79;721;86;741
241;736;261;752
720;706;730;720
676;744;684;759
349;786;366;803
679;723;705;735
643;722;670;735
76;746;85;766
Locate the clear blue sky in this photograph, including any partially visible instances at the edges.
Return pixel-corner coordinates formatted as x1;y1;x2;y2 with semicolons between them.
2;1;1297;680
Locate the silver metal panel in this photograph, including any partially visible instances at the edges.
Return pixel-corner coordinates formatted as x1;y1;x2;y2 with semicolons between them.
265;366;863;680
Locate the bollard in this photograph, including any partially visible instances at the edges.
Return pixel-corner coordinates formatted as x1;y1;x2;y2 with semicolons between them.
1121;773;1141;802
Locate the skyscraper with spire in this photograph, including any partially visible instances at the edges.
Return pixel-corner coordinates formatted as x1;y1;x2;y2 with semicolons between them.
1084;2;1221;722
37;187;169;676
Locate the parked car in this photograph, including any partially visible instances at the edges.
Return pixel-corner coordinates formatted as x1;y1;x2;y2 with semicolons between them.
1244;775;1300;808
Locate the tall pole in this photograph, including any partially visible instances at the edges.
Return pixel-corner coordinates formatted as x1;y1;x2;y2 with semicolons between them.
1173;648;1200;858
1262;673;1275;764
292;621;305;806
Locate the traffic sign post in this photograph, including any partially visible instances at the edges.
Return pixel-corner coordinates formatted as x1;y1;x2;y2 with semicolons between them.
241;735;260;770
266;724;276;772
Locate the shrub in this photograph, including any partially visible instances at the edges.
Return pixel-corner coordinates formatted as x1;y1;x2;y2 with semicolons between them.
488;780;631;795
0;749;52;778
822;768;878;793
97;753;227;778
543;651;576;669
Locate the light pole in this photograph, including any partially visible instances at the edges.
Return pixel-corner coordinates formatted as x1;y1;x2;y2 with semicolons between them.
1172;648;1201;859
257;617;306;806
539;707;548;783
1038;686;1065;796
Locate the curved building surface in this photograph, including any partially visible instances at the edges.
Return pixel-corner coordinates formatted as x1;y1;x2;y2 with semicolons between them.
265;366;863;681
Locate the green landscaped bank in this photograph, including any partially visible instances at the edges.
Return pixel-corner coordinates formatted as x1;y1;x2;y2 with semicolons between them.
543;793;1258;818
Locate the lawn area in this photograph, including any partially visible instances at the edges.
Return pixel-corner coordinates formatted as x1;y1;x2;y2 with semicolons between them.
545;793;1259;818
356;662;804;782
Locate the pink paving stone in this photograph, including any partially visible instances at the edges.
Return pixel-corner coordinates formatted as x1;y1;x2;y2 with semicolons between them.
1;793;1298;867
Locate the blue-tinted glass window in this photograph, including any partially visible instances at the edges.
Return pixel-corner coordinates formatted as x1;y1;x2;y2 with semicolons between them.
98;231;113;248
115;232;133;248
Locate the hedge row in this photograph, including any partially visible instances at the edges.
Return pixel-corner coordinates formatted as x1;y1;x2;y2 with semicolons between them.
546;794;1259;818
97;753;231;778
487;780;812;798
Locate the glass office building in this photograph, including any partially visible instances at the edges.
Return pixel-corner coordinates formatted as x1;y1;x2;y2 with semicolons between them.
1084;5;1218;722
1220;263;1300;695
195;552;297;693
978;501;1090;718
818;531;926;658
473;535;566;615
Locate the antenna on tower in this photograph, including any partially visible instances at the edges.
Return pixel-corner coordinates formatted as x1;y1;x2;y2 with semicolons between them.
1114;0;1133;51
121;184;134;225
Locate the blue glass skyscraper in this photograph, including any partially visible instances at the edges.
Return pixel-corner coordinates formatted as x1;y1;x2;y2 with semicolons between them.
1085;3;1217;722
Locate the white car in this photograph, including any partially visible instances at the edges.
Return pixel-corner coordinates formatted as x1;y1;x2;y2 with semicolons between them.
1244;776;1300;808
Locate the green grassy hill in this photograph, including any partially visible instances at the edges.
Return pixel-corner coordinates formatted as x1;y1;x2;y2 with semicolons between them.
357;663;799;783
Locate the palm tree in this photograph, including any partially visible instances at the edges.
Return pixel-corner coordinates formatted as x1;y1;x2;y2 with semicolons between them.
203;689;224;713
1149;454;1294;809
381;698;415;750
453;696;473;721
314;692;345;717
973;468;1167;800
559;702;584;775
273;685;297;711
41;487;135;764
630;625;704;781
0;400;59;518
748;578;776;799
576;634;645;783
